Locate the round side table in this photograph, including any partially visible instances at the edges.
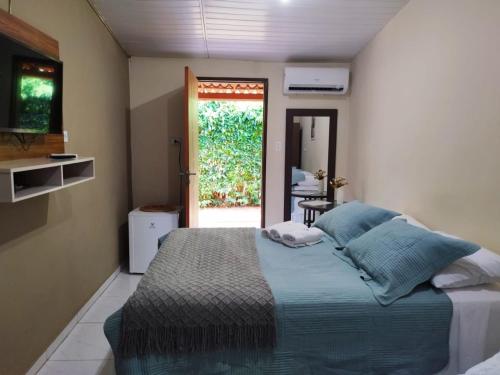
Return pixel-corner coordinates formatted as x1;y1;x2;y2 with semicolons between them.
291;190;328;201
298;200;336;227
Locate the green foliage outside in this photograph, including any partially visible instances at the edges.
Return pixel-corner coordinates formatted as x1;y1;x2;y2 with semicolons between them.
198;101;263;208
18;75;54;132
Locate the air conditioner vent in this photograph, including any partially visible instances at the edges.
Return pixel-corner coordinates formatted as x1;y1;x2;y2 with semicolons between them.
284;67;349;95
288;86;344;92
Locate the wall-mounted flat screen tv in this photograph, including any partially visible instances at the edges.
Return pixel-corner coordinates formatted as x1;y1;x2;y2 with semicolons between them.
0;33;63;134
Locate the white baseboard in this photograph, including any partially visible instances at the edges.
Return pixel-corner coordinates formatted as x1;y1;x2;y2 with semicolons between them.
27;266;122;375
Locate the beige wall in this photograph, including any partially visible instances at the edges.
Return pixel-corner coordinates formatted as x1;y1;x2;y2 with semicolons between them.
300;116;331;174
129;58;350;225
348;0;500;251
0;1;130;374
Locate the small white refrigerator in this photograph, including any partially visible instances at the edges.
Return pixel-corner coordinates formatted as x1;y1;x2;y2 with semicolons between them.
128;208;179;273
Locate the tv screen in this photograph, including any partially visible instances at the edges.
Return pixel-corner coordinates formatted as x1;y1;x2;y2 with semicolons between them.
0;33;62;134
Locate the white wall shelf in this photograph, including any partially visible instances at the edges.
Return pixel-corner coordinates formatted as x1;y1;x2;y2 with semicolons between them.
0;157;95;203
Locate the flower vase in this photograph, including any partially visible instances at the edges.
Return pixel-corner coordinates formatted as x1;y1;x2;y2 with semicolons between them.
335;187;344;205
318;179;325;194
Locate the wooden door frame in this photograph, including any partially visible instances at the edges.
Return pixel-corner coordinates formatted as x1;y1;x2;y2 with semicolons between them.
183;67;200;228
197;76;268;228
284;109;338;221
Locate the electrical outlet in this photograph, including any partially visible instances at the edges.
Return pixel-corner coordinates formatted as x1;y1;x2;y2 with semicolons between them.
63;130;69;143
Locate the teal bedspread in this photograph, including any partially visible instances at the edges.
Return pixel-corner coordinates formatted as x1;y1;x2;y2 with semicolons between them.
104;231;452;374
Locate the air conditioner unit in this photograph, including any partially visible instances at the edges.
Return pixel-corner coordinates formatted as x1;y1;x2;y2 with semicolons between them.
283;67;350;95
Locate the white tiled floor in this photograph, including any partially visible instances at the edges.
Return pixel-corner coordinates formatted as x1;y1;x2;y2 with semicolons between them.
37;272;142;375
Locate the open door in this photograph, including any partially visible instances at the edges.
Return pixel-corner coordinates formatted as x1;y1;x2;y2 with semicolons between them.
183;66;199;227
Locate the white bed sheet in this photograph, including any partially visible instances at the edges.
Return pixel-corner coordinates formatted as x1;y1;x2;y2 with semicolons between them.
438;283;500;375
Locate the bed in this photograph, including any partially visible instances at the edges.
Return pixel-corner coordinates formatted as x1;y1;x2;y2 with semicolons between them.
103;227;500;375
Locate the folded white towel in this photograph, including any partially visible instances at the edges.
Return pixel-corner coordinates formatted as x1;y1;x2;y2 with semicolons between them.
293;185;320;191
297;181;319;187
282;227;325;248
263;221;308;242
297;176;318;186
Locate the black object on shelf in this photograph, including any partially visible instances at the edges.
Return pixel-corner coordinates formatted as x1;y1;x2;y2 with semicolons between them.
49;153;78;160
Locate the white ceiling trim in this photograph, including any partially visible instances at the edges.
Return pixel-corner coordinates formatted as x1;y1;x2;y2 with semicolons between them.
198;0;210;58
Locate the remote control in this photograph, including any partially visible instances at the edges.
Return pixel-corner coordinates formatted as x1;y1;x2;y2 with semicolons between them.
49;153;78;159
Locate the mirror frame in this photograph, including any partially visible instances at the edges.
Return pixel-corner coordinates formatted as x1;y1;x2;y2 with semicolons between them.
283;108;338;221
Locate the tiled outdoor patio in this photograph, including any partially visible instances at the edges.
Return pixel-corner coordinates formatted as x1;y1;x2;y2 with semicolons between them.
198;207;261;228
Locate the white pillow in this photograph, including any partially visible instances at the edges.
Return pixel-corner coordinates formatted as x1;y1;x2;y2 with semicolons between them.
392;214;429;230
431;231;500;288
463;350;500;375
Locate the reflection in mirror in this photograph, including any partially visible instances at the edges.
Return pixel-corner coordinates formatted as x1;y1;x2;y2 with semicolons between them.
290;116;330;223
284;109;337;224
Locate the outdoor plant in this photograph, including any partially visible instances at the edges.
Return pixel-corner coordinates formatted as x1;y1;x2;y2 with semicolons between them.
198;101;263;208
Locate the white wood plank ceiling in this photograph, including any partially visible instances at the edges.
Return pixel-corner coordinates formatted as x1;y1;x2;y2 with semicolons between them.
90;0;409;61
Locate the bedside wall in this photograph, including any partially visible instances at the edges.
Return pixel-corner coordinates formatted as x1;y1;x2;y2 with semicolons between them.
348;0;500;252
0;1;130;373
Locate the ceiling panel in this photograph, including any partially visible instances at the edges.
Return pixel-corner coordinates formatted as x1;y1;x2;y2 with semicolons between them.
90;0;409;61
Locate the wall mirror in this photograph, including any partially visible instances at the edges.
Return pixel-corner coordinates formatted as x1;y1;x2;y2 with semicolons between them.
284;109;338;222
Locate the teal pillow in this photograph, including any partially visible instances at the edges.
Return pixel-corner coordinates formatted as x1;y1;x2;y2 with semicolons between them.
292;167;306;185
343;220;480;305
313;201;399;246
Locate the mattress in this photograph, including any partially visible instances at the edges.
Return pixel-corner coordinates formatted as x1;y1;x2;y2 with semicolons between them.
439;283;500;374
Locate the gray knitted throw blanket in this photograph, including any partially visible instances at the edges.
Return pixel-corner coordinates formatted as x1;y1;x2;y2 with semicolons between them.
120;228;276;357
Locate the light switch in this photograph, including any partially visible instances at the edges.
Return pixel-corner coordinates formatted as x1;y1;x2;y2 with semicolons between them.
275;141;282;152
63;130;69;143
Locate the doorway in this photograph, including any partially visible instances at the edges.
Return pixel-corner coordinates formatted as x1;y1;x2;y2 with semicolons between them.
192;77;268;228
